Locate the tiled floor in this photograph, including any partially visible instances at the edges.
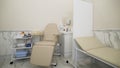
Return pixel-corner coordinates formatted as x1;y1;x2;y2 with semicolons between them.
0;56;73;68
0;55;113;68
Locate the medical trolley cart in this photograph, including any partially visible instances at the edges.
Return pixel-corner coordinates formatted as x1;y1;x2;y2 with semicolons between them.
10;35;32;64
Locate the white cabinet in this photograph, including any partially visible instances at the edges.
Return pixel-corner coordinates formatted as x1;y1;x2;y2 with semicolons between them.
10;36;32;64
60;32;73;58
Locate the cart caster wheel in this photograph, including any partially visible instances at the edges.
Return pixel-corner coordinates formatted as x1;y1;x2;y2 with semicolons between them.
66;60;69;63
10;62;13;64
54;64;57;66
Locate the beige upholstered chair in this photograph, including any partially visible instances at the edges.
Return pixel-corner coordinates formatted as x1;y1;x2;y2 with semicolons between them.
30;23;59;67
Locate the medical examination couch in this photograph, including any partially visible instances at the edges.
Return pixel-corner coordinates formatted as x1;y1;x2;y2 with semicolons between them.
75;37;120;68
30;23;59;67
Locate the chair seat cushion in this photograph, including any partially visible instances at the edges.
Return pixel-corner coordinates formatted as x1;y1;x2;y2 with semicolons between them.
30;45;54;66
35;41;56;46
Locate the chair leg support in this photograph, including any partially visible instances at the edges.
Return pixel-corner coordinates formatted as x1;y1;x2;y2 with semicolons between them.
53;53;61;56
51;62;57;66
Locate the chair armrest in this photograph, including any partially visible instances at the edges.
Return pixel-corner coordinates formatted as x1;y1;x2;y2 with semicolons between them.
34;41;56;46
53;32;60;36
31;31;43;36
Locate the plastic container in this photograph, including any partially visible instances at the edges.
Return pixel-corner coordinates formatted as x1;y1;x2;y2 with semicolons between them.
26;43;31;47
15;50;28;58
17;43;25;47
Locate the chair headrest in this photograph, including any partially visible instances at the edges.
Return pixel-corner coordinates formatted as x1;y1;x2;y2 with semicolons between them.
44;23;59;35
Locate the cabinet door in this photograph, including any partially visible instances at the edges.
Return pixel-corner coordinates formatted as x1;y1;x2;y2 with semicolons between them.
59;34;64;56
64;33;73;57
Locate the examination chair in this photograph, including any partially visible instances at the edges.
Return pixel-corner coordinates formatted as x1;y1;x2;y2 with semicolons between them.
30;23;59;67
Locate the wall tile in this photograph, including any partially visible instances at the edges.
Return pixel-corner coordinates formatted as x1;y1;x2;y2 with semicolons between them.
94;30;120;49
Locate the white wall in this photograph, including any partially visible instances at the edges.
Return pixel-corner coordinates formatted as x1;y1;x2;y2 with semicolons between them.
0;0;73;31
92;0;120;30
